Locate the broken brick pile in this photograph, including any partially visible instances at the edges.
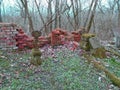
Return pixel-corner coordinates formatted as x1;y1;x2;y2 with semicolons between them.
0;23;17;49
15;28;81;50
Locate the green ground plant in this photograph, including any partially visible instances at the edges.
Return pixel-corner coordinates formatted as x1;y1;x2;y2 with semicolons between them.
0;49;120;90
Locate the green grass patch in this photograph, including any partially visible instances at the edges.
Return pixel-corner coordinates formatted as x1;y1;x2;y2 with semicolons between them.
0;50;120;90
104;58;120;77
0;58;10;69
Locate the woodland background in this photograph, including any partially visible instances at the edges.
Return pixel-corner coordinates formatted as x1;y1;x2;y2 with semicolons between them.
0;0;120;40
1;0;120;89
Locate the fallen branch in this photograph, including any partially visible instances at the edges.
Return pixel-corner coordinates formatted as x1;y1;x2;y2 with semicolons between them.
84;54;120;88
105;46;120;57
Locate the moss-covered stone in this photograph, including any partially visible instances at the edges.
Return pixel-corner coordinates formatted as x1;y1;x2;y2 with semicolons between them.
30;31;42;66
79;41;87;49
104;70;120;87
30;55;42;66
31;48;42;56
92;47;107;59
82;33;95;39
30;47;42;66
80;33;95;51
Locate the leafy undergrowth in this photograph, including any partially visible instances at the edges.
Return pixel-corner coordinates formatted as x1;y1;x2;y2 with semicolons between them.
0;45;120;90
103;58;120;78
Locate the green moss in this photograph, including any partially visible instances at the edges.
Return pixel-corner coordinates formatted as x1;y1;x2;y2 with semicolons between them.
30;48;42;66
84;55;120;88
80;33;95;51
31;56;42;66
82;33;95;39
0;59;10;69
85;39;92;51
31;49;42;56
79;40;92;51
104;70;120;87
92;47;107;59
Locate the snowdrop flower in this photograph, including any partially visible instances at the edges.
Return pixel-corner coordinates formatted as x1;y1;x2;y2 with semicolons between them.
1;56;6;59
20;58;23;60
98;76;102;81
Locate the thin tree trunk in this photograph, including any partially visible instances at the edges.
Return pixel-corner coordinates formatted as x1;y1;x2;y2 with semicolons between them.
83;0;94;28
117;0;120;26
0;0;3;22
20;0;34;33
54;0;59;28
71;0;79;30
86;0;99;33
47;0;53;32
58;4;61;28
35;0;48;35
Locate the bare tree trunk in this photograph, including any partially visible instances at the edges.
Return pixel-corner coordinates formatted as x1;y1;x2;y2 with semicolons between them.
56;0;68;29
65;0;81;30
66;11;74;29
117;0;120;27
71;0;80;30
35;0;48;35
20;0;34;33
83;0;94;28
0;0;3;22
75;0;80;30
86;0;99;33
116;0;120;48
54;0;59;28
116;36;120;48
47;0;53;32
54;0;62;28
16;0;27;25
58;0;61;28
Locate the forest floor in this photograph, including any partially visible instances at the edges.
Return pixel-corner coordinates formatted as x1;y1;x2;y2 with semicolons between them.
0;45;120;90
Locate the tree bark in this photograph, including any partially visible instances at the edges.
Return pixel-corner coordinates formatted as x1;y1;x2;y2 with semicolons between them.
86;0;99;33
71;0;80;30
47;0;53;32
54;0;59;28
20;0;34;33
83;0;94;28
116;0;120;48
116;0;120;26
35;0;48;35
0;0;3;22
